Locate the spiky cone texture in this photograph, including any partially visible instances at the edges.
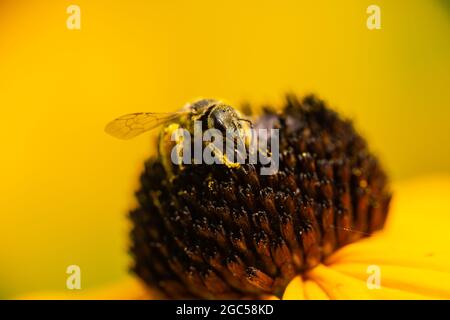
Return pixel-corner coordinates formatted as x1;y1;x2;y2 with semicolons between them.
130;95;391;299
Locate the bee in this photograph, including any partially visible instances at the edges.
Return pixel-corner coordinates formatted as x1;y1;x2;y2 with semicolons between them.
105;99;252;175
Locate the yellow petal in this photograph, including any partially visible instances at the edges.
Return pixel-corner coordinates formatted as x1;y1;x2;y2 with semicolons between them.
282;276;305;300
332;262;450;299
303;280;330;300
326;237;450;274
383;175;450;247
306;264;373;299
306;264;435;300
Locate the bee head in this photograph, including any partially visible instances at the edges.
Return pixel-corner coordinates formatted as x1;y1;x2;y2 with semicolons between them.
207;104;243;133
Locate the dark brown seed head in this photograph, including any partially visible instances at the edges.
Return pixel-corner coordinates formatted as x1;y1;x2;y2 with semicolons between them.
129;94;391;299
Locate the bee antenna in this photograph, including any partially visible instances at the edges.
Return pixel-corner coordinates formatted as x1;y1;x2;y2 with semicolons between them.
238;118;253;128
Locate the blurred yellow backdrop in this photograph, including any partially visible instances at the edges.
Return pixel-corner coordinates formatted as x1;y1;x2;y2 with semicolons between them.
0;0;449;298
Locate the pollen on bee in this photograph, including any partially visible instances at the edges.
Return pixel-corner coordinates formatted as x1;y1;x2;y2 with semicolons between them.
165;120;280;175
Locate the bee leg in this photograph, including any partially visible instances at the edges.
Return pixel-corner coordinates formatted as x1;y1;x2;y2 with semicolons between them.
204;143;241;169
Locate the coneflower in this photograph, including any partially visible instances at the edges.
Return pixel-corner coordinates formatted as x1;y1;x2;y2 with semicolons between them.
129;94;391;299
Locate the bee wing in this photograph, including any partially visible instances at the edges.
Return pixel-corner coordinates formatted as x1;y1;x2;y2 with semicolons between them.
105;112;183;140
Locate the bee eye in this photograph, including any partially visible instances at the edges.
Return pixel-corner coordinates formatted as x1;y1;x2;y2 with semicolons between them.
212;116;226;131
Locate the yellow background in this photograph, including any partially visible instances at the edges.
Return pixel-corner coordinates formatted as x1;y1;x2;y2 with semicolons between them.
0;0;449;298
